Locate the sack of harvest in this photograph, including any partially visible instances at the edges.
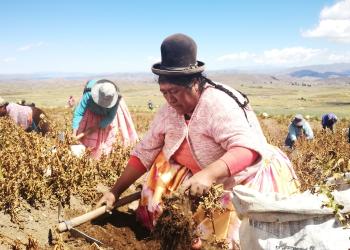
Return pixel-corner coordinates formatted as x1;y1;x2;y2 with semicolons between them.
232;185;350;250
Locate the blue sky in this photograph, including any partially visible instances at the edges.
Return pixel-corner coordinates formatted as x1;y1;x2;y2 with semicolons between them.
1;0;350;74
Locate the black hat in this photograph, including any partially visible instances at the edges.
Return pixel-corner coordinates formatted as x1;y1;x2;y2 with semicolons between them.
152;33;205;76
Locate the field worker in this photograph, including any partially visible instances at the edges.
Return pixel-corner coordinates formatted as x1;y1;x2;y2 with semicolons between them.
0;97;50;135
261;112;269;118
96;34;299;248
67;95;76;108
72;79;138;159
285;114;314;148
147;99;154;110
321;113;338;132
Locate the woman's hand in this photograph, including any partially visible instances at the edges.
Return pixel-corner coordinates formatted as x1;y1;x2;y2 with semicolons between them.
72;133;84;141
71;129;85;142
180;159;230;196
181;169;216;196
95;161;146;212
95;191;119;213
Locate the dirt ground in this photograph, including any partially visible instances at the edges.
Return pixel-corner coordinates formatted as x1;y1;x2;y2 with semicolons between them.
0;197;160;250
0;189;159;250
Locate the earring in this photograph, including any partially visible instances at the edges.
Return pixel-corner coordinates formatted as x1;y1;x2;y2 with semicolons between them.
194;83;199;92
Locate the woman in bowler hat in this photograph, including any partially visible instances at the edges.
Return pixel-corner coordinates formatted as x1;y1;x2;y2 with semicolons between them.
97;34;299;247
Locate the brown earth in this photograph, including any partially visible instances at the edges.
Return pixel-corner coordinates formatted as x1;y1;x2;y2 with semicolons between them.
0;194;160;250
64;209;160;250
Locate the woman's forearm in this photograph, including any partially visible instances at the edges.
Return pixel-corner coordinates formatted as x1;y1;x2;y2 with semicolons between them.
110;162;146;198
220;147;259;176
205;159;231;181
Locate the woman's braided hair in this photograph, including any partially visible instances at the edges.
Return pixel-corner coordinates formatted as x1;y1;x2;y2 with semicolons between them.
158;74;250;121
201;76;250;121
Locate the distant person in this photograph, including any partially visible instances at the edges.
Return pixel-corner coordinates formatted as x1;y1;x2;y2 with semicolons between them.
72;79;138;159
147;99;154;110
261;112;269;118
321;113;338;132
0;97;50;135
67;95;76;108
285;114;314;148
18;99;35;107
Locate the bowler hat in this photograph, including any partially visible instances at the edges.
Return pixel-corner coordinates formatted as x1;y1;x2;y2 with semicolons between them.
152;33;205;76
91;80;119;108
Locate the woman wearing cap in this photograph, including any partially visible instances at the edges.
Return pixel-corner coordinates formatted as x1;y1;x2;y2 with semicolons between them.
321;113;338;132
72;79;138;159
285;114;314;148
0;97;50;135
97;34;299;247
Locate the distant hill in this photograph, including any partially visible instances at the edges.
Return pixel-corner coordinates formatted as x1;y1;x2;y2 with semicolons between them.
1;63;350;84
278;63;350;79
290;69;350;78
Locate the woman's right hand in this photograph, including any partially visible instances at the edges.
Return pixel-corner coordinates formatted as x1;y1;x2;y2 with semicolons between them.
75;133;85;140
94;161;146;213
96;191;119;213
72;129;83;141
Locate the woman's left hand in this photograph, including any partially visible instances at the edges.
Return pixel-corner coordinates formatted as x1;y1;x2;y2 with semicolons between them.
180;159;230;197
180;169;216;196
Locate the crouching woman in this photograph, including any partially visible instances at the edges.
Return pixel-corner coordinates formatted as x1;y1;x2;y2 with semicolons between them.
97;34;299;248
0;97;50;135
72;79;138;159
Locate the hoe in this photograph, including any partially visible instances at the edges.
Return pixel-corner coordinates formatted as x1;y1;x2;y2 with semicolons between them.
56;191;141;245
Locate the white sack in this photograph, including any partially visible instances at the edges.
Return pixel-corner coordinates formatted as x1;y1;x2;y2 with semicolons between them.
232;185;350;250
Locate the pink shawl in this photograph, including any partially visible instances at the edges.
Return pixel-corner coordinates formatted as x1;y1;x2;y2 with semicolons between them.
77;98;138;159
6;103;33;129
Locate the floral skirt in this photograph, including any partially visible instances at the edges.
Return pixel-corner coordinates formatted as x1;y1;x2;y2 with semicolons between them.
136;145;299;245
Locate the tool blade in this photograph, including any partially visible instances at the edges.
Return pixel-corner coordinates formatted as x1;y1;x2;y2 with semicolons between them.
70;227;103;246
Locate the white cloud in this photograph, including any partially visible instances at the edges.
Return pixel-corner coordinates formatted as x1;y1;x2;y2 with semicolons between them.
3;57;16;63
217;52;256;61
17;42;45;51
302;0;350;43
260;47;322;64
321;0;350;19
217;47;324;66
328;52;350;62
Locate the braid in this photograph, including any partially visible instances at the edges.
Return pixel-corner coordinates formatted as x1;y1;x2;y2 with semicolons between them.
202;76;250;122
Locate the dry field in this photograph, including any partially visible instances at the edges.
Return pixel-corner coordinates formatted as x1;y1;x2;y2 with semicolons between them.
1;75;350;117
1;77;350;249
